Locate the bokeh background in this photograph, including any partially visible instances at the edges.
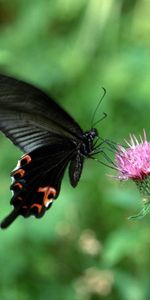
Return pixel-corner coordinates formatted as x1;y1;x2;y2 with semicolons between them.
0;0;150;299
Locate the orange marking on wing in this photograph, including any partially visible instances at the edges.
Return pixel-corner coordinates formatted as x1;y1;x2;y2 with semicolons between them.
14;182;23;189
37;186;56;207
21;154;32;164
31;203;42;213
13;169;25;178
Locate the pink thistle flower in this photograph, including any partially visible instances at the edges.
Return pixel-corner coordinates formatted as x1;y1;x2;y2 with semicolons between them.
115;130;150;219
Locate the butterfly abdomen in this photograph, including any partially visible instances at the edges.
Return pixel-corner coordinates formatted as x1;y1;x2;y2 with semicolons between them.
69;129;98;187
69;153;84;187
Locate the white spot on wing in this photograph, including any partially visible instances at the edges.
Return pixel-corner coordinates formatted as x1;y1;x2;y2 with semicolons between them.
45;199;53;208
12;160;20;172
11;176;15;184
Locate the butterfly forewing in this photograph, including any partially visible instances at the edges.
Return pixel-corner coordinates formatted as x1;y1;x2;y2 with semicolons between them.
0;75;83;146
0;117;56;152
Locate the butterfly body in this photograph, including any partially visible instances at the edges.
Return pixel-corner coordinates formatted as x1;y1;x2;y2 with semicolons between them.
0;74;100;228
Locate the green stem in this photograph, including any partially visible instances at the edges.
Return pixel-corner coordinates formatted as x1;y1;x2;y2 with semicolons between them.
128;198;150;220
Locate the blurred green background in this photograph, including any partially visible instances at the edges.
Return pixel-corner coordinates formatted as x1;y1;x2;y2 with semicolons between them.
0;0;150;299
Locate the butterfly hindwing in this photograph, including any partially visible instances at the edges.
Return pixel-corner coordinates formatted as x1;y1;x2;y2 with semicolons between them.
1;141;75;228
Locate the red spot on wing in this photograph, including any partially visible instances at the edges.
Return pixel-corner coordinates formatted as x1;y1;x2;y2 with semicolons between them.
37;186;57;207
13;169;25;178
14;182;23;189
31;203;42;213
20;154;32;166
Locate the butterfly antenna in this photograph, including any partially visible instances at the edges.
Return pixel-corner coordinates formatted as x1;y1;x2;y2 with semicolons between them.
91;87;107;128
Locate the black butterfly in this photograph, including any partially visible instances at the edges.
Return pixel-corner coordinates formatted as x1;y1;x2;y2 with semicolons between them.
0;74;112;229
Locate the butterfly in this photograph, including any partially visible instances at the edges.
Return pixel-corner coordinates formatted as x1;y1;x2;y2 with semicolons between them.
0;74;112;229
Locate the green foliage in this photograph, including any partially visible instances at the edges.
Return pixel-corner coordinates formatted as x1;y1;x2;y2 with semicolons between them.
0;0;150;299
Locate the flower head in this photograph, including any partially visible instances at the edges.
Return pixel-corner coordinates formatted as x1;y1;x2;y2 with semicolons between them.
115;130;150;219
115;130;150;181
